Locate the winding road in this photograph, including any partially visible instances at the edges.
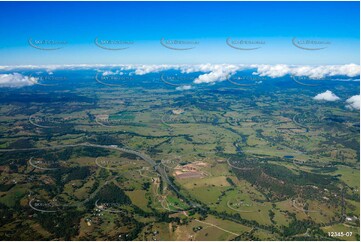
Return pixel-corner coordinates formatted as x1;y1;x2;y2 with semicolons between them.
0;142;201;209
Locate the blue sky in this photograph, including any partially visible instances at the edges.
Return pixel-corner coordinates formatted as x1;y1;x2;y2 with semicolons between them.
0;1;359;65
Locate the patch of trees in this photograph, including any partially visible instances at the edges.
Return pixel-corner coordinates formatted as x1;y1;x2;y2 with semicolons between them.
8;139;34;149
269;209;275;224
95;183;131;205
0;183;15;192
283;219;307;236
0;203;13;227
226;177;236;187
233;167;296;200
142;182;151;191
232;161;339;201
281;219;329;240
64;166;91;183
0;222;45;240
36;209;83;240
119;153;138;160
90;135;120;145
77;147;110;158
310;166;338;173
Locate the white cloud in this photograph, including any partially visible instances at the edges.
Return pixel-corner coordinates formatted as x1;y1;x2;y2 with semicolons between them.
253;64;360;79
313;90;340;101
192;64;242;84
0;64;359;86
122;64;180;75
102;70;124;76
116;64;248;84
0;73;37;88
176;85;192;91
195;63;360;82
180;63;220;73
345;95;360;110
291;64;360;79
253;64;290;78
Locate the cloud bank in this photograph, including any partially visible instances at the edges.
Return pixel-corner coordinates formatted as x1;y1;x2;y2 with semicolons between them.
0;64;359;87
254;64;360;79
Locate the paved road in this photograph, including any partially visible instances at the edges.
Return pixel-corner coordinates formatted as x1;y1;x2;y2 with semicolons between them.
0;142;201;209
